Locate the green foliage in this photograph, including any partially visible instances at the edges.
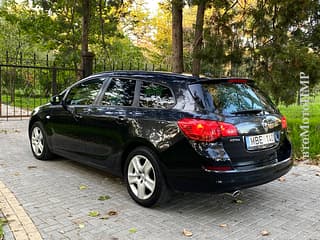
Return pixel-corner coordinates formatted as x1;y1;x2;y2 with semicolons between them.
255;42;320;105
194;0;320;105
149;1;172;66
0;217;8;239
279;95;320;163
0;0;144;69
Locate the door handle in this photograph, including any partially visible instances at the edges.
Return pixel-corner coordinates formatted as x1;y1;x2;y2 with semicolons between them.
117;115;127;121
74;113;83;120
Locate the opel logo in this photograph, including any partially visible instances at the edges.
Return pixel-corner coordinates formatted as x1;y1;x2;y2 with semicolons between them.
262;119;269;132
262;118;278;132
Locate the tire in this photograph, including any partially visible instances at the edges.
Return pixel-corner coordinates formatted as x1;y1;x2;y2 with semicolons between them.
30;122;54;160
124;147;171;207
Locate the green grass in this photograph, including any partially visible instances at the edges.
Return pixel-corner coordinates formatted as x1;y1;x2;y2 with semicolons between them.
279;95;320;163
0;217;8;239
1;94;49;111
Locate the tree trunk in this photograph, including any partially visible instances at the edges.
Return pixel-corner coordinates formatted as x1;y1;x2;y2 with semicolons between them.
192;0;206;77
81;0;93;78
172;0;184;73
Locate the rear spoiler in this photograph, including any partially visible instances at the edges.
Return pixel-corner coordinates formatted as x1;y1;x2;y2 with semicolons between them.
193;77;254;85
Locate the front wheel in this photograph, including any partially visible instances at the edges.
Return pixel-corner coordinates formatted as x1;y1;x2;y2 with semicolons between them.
30;122;54;160
124;147;171;207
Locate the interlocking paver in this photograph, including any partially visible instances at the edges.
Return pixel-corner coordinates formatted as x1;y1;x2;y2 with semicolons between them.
0;119;320;240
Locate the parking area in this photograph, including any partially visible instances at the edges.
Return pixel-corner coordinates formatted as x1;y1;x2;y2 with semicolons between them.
0;119;320;240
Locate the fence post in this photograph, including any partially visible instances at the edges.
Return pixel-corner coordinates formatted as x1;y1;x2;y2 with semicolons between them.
82;52;95;78
52;64;57;96
0;66;2;116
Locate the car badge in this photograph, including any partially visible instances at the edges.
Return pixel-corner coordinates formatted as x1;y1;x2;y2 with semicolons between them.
262;119;269;132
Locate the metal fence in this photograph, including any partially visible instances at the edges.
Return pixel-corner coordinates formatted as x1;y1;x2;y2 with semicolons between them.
0;52;78;119
93;59;172;73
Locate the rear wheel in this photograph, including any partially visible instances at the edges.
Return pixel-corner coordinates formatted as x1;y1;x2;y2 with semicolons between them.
124;147;171;207
30;122;54;160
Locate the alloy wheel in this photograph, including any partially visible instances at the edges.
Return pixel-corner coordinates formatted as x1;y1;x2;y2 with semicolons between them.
127;154;156;200
31;126;44;157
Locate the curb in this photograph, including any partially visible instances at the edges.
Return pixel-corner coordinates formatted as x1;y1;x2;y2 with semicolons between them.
0;181;42;240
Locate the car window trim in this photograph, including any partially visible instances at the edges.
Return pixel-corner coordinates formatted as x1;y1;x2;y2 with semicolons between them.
133;80;141;107
95;77;111;105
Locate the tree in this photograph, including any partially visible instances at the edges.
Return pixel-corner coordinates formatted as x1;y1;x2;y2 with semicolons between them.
150;2;172;68
192;0;206;77
81;0;93;77
172;0;184;73
0;0;136;71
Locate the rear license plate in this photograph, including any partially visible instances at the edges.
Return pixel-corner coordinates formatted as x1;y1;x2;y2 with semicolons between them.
246;132;275;150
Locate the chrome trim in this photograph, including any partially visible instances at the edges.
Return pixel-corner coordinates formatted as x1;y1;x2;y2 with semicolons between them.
204;157;292;173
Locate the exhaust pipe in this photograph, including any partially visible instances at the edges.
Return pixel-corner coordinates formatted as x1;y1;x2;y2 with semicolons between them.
232;190;241;198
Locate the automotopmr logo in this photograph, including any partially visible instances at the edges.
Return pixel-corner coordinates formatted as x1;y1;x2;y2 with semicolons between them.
299;72;310;161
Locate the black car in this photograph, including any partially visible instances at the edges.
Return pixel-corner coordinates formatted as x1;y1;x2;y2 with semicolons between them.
29;71;292;207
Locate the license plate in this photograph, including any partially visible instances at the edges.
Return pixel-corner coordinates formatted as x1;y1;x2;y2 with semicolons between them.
246;132;275;150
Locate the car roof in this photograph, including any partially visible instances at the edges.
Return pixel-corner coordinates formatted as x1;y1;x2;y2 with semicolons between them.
88;71;251;84
89;71;197;82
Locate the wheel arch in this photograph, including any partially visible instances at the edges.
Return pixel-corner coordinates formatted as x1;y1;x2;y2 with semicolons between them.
120;139;162;176
28;116;41;138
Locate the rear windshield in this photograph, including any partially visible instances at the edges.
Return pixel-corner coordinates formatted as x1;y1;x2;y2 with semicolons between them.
189;82;277;115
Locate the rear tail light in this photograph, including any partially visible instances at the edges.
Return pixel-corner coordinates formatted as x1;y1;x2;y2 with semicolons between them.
281;116;287;129
178;118;238;142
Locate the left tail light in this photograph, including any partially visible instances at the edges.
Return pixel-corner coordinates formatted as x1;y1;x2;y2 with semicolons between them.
177;118;238;142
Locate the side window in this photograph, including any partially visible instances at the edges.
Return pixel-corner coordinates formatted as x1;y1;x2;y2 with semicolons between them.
139;82;175;109
101;78;135;106
65;79;104;105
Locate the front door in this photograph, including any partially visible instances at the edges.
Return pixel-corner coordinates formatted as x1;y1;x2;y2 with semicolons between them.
48;78;105;161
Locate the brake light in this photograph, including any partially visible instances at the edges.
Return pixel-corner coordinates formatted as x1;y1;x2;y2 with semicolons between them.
228;79;247;84
220;122;239;136
281;116;287;129
178;118;238;142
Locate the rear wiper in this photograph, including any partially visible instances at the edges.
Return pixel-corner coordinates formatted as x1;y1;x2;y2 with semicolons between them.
232;109;263;115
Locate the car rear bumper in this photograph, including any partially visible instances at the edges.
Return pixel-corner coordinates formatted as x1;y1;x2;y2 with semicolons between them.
166;157;293;193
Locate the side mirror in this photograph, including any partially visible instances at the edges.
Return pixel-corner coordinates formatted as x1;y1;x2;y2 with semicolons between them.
50;95;61;105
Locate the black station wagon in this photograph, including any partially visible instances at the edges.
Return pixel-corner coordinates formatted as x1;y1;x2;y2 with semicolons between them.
29;71;292;207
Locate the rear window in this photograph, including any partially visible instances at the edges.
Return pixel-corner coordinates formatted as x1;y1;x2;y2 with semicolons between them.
189;82;277;115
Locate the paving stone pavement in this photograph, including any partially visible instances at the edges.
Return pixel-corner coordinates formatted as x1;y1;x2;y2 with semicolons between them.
0;104;31;118
0;119;320;240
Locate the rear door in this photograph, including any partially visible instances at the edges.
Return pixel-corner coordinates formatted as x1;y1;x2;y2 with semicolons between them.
80;77;137;169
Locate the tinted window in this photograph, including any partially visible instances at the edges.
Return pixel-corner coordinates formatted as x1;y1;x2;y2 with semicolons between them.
101;78;135;106
189;83;277;114
139;82;175;109
65;79;103;105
